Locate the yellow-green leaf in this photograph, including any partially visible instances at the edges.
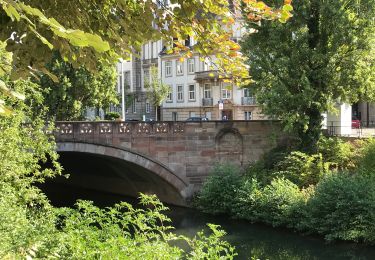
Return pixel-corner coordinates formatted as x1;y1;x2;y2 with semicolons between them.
3;3;21;21
0;102;13;116
283;4;293;12
41;68;59;83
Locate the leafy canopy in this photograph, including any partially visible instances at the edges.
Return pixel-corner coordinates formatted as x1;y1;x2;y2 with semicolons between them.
242;0;375;149
0;0;293;115
39;53;118;120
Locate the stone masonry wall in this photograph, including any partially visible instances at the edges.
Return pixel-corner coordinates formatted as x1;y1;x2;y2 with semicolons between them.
55;120;284;196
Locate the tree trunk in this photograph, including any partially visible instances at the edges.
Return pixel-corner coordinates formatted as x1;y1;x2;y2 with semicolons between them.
298;106;323;153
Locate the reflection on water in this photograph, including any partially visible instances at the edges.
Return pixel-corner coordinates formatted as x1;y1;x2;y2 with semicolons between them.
41;183;375;260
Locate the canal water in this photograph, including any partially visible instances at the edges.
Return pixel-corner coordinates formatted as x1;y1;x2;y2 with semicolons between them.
41;183;375;260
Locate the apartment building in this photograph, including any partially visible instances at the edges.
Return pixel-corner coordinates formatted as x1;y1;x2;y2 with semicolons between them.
112;11;265;121
112;40;163;121
159;20;264;121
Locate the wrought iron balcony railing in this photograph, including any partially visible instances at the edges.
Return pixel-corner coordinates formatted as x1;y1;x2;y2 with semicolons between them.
241;97;257;105
202;98;213;106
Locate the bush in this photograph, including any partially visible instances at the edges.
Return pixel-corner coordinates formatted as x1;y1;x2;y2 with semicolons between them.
104;111;121;120
232;177;309;228
244;146;289;186
273;151;329;187
54;194;236;259
317;137;356;171
303;173;375;242
197;164;242;215
250;178;307;227
245;161;272;186
231;178;261;219
357;138;375;176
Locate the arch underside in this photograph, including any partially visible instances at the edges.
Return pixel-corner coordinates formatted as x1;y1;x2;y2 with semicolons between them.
56;142;188;206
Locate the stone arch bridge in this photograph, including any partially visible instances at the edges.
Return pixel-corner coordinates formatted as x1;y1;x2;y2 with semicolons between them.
55;121;284;206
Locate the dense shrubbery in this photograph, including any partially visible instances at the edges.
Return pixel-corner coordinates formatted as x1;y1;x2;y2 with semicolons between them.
357;139;375;176
0;80;236;258
235;178;308;227
104;111;121;120
273;152;329;187
303;173;375;242
197;164;242;215
197;137;375;244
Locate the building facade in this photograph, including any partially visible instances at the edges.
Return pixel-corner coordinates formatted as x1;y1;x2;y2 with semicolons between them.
112;40;164;121
159;52;264;121
112;18;265;121
158;19;263;121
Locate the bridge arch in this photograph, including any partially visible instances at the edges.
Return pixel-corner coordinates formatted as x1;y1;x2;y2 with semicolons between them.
56;142;190;206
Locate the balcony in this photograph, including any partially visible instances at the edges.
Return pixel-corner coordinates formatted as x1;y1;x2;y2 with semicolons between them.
241;97;257;105
195;70;220;81
202;98;213;107
142;58;158;67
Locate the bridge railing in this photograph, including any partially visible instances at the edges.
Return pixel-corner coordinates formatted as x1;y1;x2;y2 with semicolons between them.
54;121;187;143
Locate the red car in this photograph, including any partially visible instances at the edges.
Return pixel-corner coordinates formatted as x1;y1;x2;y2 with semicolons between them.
352;118;361;128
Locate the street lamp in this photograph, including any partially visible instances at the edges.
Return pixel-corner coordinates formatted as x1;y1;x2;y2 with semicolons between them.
120;58;126;121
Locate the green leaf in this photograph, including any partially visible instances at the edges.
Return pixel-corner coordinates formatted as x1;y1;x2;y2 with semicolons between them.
84;33;110;53
28;25;53;49
41;68;59;83
0;102;13;116
0;79;25;100
282;4;293;12
10;90;25;100
3;3;21;21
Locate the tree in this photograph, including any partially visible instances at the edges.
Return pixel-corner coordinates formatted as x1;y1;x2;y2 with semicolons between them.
39;53;118;120
144;66;170;121
0;0;293;115
242;0;375;151
0;1;295;256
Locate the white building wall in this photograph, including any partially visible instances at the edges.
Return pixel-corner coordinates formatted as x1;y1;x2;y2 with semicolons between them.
327;103;352;135
117;58;134;93
162;56;200;109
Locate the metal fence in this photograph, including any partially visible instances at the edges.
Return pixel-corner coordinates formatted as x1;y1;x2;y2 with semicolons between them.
325;121;375;138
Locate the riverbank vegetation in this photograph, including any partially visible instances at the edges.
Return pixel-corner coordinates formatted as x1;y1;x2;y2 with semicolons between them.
197;137;375;244
0;45;236;258
0;91;236;258
0;1;295;257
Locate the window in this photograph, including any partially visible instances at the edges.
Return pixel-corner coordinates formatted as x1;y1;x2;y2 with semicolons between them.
144;69;150;86
117;74;122;93
172;112;178;121
136;73;141;88
166;85;173;102
176;60;183;75
188;58;195;73
204;83;212;99
188;84;195;101
146;101;151;113
189;112;196;117
243;88;252;97
222;85;231;99
124;71;131;90
132;97;137;113
185;37;191;47
165;61;172;77
203;57;211;71
177;84;184;102
244;111;252;120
